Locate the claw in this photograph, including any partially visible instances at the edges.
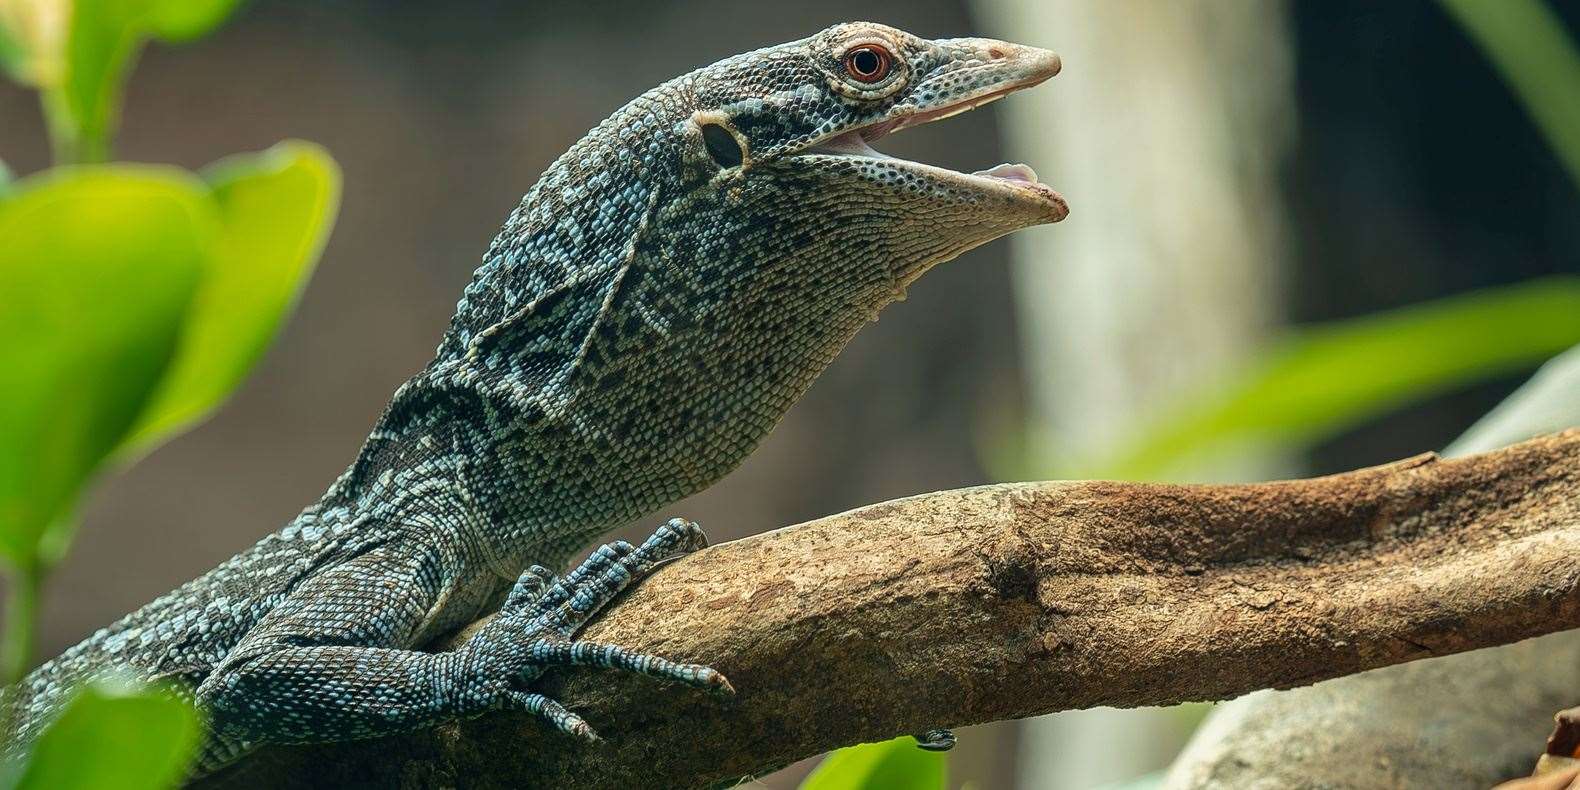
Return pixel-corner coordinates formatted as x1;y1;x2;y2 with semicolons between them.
616;519;708;580
657;517;709;553
504;565;556;610
704;669;736;696
506;690;600;742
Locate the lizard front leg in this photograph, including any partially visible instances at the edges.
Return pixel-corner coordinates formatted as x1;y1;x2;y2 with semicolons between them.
194;520;726;768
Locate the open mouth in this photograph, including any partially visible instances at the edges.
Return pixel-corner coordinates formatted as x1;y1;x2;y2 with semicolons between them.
795;81;1067;219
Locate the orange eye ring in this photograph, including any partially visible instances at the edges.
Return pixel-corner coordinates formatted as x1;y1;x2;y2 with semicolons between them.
842;45;893;83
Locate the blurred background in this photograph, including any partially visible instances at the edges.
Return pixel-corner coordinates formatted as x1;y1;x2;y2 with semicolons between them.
2;1;1577;787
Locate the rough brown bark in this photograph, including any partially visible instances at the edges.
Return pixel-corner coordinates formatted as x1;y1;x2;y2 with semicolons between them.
1163;344;1580;790
197;430;1580;790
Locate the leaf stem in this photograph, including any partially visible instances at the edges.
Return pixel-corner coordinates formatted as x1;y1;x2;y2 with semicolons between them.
39;90;100;165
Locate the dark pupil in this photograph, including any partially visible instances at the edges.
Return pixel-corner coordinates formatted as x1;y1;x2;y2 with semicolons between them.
701;122;743;168
852;49;881;76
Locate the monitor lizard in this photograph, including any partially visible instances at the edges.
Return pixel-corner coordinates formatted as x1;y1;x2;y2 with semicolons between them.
4;21;1066;776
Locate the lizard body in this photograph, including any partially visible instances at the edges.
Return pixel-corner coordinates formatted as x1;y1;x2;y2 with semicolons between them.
5;22;1064;775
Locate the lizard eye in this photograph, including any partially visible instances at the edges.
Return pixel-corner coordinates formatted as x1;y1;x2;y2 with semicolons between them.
843;45;892;83
701;122;743;168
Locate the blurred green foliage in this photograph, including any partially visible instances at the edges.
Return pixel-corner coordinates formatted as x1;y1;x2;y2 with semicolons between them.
1083;277;1580;480
0;143;338;573
12;681;201;790
0;0;242;162
800;737;947;790
0;8;26;78
993;0;1580;487
1440;0;1580;187
0;1;337;786
118;143;340;457
1070;0;1580;483
0;168;207;570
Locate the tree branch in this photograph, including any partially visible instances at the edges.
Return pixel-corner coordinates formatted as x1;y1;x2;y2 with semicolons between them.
198;431;1580;790
1164;345;1580;790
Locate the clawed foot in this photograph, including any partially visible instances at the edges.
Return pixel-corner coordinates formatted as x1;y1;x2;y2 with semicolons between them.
461;518;730;740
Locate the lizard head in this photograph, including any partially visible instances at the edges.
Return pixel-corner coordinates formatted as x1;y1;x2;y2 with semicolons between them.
441;22;1067;404
678;21;1066;288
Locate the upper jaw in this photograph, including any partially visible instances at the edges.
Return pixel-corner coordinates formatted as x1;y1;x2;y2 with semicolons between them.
794;39;1067;222
865;40;1062;138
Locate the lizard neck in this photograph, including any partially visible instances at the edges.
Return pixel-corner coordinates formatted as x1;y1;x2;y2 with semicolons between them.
325;278;873;578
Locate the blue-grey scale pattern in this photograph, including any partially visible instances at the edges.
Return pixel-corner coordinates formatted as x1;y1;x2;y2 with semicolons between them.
3;22;1065;775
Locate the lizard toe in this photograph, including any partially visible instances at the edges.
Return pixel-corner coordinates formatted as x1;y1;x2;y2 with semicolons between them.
538;520;707;634
529;638;732;695
656;517;710;553
503;565;556;610
503;690;599;742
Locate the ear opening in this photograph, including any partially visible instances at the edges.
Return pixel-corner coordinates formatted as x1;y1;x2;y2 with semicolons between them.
700;122;744;169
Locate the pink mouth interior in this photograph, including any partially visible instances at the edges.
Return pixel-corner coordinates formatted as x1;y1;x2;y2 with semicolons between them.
973;162;1040;183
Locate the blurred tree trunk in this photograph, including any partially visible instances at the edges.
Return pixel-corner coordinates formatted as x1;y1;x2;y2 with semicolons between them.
971;1;1297;787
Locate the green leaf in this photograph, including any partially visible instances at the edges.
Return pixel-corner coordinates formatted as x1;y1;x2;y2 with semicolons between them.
45;0;157;163
1439;0;1580;189
0;166;210;566
800;738;947;790
1088;277;1580;480
14;680;201;790
146;0;241;42
117;140;340;458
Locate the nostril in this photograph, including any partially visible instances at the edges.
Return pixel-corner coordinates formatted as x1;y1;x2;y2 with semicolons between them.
987;46;1007;60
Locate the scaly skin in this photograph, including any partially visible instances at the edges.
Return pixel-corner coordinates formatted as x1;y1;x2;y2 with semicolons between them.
4;22;1065;774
